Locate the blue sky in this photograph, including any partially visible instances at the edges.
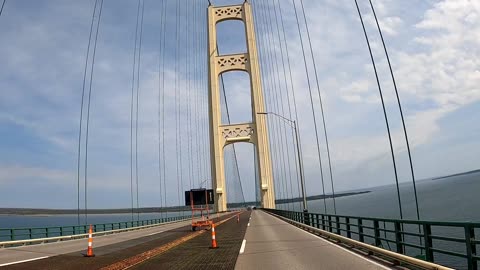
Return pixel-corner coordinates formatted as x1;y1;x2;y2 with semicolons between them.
0;0;479;210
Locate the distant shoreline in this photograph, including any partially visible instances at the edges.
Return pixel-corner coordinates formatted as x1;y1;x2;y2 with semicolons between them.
430;169;480;181
0;191;370;216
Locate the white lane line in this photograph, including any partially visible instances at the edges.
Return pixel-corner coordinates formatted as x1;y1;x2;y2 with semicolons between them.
289;223;391;270
0;256;50;267
239;239;247;254
247;223;250;227
146;230;164;236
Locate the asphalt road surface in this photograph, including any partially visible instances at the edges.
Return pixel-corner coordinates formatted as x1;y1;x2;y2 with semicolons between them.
235;210;392;270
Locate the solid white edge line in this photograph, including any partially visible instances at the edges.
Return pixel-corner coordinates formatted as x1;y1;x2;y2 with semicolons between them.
239;239;247;254
287;220;391;270
146;230;164;236
0;256;50;267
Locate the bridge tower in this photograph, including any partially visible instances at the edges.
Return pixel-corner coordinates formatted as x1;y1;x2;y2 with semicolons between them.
207;2;275;212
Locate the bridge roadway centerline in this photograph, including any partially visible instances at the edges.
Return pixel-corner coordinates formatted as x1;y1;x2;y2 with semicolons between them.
0;213;232;268
235;210;394;270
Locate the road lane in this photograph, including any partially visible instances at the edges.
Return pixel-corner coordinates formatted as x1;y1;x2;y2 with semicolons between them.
235;210;392;270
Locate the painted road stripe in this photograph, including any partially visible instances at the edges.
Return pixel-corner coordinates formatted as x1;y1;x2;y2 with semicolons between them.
239;239;246;254
0;256;50;267
247;223;250;226
146;230;164;236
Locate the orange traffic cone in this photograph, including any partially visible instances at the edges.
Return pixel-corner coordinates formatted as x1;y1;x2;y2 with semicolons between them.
210;223;218;249
85;225;95;257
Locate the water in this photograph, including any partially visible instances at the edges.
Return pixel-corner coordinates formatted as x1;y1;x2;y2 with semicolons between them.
0;212;186;229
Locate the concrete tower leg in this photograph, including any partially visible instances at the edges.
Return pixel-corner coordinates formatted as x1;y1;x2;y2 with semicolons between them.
207;2;275;212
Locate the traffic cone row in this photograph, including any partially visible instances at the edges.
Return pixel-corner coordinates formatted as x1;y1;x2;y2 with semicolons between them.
85;225;95;257
211;223;218;249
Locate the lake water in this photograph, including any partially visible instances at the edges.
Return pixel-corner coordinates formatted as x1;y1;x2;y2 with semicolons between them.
0;211;188;229
1;171;478;269
285;170;480;222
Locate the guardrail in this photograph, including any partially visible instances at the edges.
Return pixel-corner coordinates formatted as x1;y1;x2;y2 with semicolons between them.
264;208;479;270
0;214;194;248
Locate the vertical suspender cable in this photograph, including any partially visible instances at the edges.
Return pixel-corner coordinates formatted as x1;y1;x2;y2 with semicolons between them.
84;0;104;224
194;0;201;188
258;0;289;209
292;0;324;213
368;0;420;220
179;0;185;210
161;0;168;219
253;0;282;207
174;0;181;208
264;0;292;211
135;0;145;221
158;0;167;219
77;0;99;225
186;0;192;190
274;0;304;208
130;0;141;222
354;0;403;219
298;0;337;214
270;0;297;211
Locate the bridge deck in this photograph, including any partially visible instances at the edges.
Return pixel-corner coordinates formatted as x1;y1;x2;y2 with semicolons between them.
235;210;392;270
0;211;399;269
0;213;232;269
132;211;249;269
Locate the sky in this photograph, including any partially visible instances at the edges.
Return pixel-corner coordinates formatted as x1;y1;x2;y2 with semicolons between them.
0;0;479;211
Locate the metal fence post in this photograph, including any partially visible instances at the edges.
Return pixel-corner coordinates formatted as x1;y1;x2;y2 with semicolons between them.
11;229;14;241
346;217;351;238
321;214;326;230
328;215;332;232
304;210;310;226
465;224;477;270
336;216;341;234
423;224;434;262
394;221;403;254
358;219;364;243
316;214;320;228
374;220;381;247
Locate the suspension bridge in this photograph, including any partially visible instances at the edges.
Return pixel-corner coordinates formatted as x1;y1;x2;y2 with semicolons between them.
0;0;478;269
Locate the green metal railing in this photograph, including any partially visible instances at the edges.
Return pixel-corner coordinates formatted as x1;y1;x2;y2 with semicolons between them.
265;208;479;270
0;214;193;243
